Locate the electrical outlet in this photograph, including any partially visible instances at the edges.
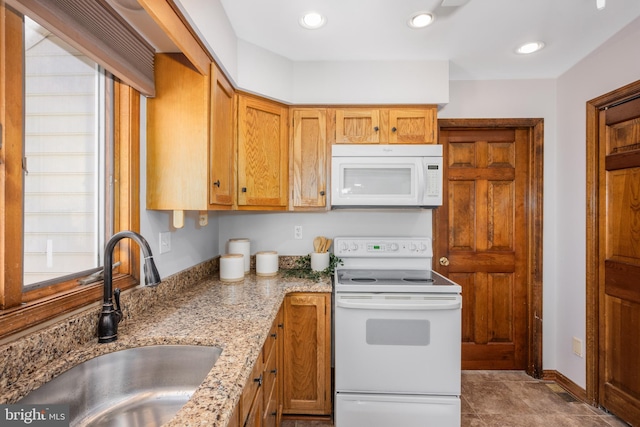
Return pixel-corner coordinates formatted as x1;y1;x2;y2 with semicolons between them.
159;231;171;254
294;225;303;240
572;337;583;357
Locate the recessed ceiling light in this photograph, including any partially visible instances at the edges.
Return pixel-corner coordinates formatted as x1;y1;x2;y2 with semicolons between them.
516;41;545;54
408;12;435;29
299;11;326;29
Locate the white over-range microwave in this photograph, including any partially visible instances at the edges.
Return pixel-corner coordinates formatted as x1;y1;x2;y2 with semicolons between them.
331;144;443;208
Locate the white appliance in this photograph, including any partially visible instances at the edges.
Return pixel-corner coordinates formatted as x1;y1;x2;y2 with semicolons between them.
331;144;443;208
333;237;462;427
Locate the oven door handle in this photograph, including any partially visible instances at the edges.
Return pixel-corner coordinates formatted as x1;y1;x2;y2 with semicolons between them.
336;298;461;311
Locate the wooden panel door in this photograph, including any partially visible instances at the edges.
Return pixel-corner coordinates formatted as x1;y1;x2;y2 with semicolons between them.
282;293;332;415
388;107;436;144
436;128;529;370
290;108;327;209
237;94;288;208
334;108;381;143
598;96;640;425
209;63;235;208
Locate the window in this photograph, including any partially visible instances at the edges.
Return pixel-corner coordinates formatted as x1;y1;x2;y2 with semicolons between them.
0;5;141;339
23;17;108;289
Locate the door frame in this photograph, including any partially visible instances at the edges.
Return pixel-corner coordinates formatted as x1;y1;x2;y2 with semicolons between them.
436;118;544;377
585;79;640;406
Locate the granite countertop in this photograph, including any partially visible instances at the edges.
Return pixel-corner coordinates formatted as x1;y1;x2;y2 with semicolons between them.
1;271;331;427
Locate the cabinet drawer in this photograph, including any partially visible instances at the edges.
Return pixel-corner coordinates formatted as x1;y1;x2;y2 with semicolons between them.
263;341;277;411
263;321;278;363
241;352;264;423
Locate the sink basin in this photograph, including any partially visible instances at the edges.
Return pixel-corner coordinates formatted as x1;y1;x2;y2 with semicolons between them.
19;345;222;427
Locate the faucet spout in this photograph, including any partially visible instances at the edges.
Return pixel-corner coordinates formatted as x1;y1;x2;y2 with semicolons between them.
98;231;161;343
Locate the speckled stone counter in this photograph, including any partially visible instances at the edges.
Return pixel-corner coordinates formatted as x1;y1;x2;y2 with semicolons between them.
0;266;331;427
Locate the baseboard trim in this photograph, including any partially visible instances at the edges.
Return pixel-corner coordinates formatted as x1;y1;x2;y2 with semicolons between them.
543;369;589;403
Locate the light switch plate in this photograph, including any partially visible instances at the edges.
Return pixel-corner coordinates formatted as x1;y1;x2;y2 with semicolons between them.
159;231;171;254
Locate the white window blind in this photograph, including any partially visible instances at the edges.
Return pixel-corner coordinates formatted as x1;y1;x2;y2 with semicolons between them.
7;0;155;96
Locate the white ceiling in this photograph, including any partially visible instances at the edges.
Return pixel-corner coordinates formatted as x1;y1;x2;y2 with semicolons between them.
218;0;640;80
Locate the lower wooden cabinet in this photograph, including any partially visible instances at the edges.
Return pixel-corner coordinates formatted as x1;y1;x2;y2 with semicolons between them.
234;305;284;427
282;293;332;416
231;293;331;427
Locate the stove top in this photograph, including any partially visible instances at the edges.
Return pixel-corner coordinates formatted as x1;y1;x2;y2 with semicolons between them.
333;237;461;294
335;268;461;293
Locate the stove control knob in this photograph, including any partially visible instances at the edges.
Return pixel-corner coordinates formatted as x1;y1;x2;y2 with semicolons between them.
389;243;399;251
350;243;359;251
409;243;417;251
419;243;428;252
340;242;349;251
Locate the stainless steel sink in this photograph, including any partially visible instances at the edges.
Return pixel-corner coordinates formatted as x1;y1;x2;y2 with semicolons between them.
19;345;222;427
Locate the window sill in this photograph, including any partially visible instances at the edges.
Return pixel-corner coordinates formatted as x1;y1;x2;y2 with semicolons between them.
0;274;138;341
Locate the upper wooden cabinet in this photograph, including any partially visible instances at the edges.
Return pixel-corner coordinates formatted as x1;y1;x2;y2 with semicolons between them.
210;63;236;207
237;94;289;209
388;107;437;144
331;106;437;144
334;108;381;143
290;108;327;210
147;53;235;213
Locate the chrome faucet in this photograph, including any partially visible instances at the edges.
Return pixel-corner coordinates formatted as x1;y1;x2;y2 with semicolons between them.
98;231;161;343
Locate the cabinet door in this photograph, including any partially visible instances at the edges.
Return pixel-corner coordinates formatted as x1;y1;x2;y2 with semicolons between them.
334;108;381;143
237;95;288;208
209;64;235;207
291;109;327;209
283;293;332;415
147;53;209;210
388;107;437;144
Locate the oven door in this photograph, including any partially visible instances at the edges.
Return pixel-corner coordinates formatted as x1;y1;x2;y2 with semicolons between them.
334;293;461;394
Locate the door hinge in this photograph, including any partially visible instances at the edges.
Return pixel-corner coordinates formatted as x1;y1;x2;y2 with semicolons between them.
22;156;28;175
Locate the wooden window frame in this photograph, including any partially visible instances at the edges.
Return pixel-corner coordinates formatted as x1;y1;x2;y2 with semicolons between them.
0;4;141;340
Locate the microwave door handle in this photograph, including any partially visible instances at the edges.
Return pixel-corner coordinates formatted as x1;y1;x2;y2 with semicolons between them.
417;159;426;203
336;298;461;311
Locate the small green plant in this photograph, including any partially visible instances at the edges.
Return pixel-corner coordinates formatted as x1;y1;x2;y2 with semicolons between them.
283;253;343;281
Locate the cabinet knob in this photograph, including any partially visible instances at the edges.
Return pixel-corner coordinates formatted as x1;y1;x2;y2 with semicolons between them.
271;332;277;339
320;190;325;196
439;256;450;266
242;187;247;193
213;180;220;187
254;374;263;386
270;369;277;375
373;126;379;132
392;127;397;132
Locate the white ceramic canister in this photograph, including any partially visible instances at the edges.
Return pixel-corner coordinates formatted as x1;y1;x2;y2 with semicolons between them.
228;238;250;272
256;251;278;276
220;254;245;282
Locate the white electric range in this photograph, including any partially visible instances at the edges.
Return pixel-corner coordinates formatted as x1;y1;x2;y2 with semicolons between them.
333;236;462;427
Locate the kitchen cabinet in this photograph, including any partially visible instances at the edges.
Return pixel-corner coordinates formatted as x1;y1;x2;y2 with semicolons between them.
330;106;437;144
210;63;236;207
388;107;437;144
282;293;332;416
290;108;328;210
237;94;289;209
147;54;236;223
236;306;283;427
333;108;381;143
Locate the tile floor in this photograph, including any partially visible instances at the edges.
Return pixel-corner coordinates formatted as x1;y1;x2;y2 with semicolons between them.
281;371;630;427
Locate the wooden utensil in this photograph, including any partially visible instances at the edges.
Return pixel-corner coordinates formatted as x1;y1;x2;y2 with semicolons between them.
313;236;322;252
